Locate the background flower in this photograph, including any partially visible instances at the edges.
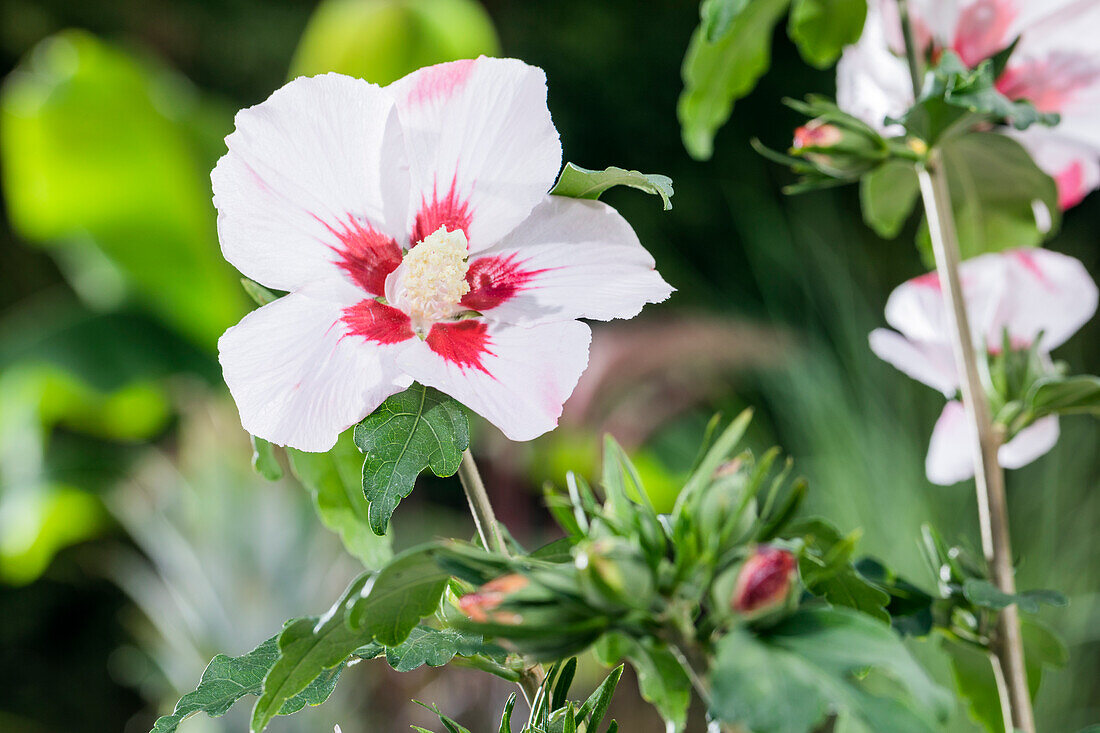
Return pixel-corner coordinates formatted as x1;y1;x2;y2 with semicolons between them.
837;0;1100;208
870;248;1098;484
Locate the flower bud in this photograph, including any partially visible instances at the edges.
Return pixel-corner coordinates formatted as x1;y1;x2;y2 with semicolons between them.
458;574;528;624
793;121;843;150
574;537;655;612
731;545;798;617
790;118;884;177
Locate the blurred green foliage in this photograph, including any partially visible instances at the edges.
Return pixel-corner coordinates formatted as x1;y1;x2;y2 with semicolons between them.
290;0;499;82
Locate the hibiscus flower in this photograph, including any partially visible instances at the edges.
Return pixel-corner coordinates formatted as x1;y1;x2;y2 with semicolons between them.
213;58;672;451
869;248;1097;484
837;0;1100;208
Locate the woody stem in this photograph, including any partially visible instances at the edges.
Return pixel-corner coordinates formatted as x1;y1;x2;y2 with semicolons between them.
456;449;546;705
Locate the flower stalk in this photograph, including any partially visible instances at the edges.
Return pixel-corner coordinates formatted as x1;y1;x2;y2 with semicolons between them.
455;449;546;704
916;159;1033;732
894;3;1033;729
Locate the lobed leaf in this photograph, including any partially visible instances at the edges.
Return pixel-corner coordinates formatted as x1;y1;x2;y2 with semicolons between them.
354;382;469;535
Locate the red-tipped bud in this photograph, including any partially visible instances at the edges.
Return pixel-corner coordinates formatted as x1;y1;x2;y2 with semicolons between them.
793;121;843;150
458;574;528;624
732;546;797;616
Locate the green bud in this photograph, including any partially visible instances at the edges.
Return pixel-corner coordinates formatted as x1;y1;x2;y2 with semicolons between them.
574;537;655;612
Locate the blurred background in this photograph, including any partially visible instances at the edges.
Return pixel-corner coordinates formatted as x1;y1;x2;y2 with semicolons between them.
0;0;1097;731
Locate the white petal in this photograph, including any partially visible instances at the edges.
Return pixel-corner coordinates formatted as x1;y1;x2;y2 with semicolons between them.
999;416;1060;469
869;328;958;396
387;57;562;251
397;319;591;441
462;196;672;326
884;261;1005;347
213;74;409;292
218;290;410;452
836;1;914;133
926;401;977;485
986;248;1098;350
1014;129;1100;209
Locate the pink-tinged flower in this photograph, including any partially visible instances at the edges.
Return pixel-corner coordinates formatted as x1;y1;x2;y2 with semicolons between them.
731;546;798;616
837;0;1100;208
213;58;672;451
869;248;1097;484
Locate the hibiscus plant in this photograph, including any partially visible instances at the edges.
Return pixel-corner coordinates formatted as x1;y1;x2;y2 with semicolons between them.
150;2;1100;732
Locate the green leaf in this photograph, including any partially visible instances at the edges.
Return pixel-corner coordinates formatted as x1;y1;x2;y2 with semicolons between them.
917;132;1060;264
941;621;1066;733
349;545;451;646
1025;374;1100;419
151;636;343;733
860;160;920;239
550;163;674;210
792;519;890;622
288;431;393;569
250;575;372;732
962;579;1067;614
241;278;280;306
787;0;867;69
598;633;690;732
354;382;469;534
709;608;949;732
898;53;1059;144
250;435;283;481
384;625;495;672
1022;617;1068;699
0;31;247;350
678;0;791;159
942;639;1002;733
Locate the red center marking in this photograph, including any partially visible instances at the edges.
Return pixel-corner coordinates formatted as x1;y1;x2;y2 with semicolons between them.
426;320;494;375
461;254;549;311
341;299;414;344
320;215;402;296
411;175;473;246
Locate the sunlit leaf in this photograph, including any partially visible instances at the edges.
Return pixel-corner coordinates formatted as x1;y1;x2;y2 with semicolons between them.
551;163;674;210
